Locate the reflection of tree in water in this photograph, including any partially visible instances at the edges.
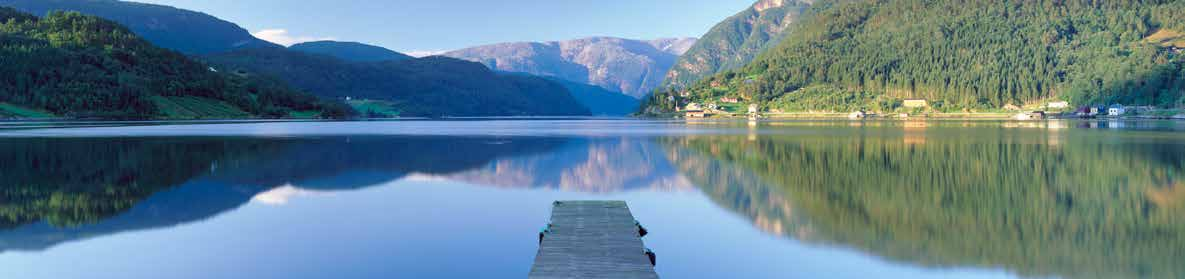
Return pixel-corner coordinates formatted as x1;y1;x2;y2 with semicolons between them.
664;131;1185;278
0;138;284;229
0;136;565;251
663;143;808;237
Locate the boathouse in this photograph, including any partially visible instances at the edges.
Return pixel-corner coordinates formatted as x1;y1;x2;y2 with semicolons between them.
685;110;708;118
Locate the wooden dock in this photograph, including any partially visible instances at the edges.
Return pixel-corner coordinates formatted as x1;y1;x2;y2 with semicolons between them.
529;201;658;279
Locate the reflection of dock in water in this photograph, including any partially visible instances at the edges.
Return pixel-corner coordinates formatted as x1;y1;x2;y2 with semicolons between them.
530;201;658;279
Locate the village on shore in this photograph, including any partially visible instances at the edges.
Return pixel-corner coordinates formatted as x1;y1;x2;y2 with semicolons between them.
671;97;1185;121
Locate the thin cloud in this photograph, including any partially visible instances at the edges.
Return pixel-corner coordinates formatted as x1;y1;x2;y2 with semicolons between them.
252;29;336;47
406;50;449;57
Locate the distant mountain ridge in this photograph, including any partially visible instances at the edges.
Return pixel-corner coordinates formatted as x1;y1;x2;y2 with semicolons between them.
1;0;603;117
549;78;641;116
444;37;697;98
290;41;413;62
662;0;812;89
203;48;592;117
0;0;279;54
280;39;640;116
0;8;345;119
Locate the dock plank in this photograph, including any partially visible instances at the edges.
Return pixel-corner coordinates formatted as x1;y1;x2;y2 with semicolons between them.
528;201;658;279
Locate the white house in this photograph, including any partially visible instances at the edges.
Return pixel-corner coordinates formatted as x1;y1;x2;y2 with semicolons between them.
748;104;759;114
1108;105;1126;116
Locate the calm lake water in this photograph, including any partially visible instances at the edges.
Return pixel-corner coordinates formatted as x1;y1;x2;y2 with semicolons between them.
1;119;1183;279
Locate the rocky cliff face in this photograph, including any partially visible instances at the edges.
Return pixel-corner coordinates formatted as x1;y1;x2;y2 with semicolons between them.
662;0;811;89
444;37;697;98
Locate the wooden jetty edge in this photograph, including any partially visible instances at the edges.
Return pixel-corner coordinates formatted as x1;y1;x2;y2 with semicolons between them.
529;201;659;279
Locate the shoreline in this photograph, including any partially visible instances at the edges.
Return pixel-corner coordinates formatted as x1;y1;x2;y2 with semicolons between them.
649;111;1185;121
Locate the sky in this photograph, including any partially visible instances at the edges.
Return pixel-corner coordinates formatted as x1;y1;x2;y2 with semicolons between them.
133;0;756;55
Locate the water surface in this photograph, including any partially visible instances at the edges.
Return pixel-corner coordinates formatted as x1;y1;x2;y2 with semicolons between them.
0;120;1182;279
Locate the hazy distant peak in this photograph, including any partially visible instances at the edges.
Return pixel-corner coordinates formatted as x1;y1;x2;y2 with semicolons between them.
444;36;698;97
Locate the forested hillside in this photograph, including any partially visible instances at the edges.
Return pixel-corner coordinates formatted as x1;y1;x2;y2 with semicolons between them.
0;0;278;54
203;48;592;117
0;8;349;119
648;0;1185;113
662;0;812;89
289;40;413;62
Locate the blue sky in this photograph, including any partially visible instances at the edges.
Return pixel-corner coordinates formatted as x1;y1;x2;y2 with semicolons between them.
133;0;755;54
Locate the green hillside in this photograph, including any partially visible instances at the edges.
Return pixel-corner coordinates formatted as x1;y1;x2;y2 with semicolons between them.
648;0;1185;113
662;0;811;89
203;48;592;117
0;8;351;119
290;40;413;62
0;0;279;54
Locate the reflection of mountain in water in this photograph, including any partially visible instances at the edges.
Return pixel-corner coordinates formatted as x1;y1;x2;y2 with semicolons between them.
663;141;808;238
664;129;1185;279
445;138;693;192
0;136;565;252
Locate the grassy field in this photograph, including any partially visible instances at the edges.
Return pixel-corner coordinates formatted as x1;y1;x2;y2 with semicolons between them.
0;103;55;118
287;110;322;119
347;99;400;117
151;96;250;119
1146;29;1185;48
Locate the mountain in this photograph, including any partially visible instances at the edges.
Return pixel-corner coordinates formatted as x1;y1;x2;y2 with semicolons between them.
289;41;413;62
554;79;641;116
0;8;348;119
444;138;692;192
0;0;279;54
444;37;697;98
648;37;698;56
202;47;591;117
662;0;812;89
647;0;1185;113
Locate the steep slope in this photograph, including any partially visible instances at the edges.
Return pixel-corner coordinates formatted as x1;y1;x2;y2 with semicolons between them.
444;37;697;98
662;0;812;89
203;48;591;117
648;0;1185;113
552;78;641;116
289;40;413;62
0;0;279;54
0;8;347;119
